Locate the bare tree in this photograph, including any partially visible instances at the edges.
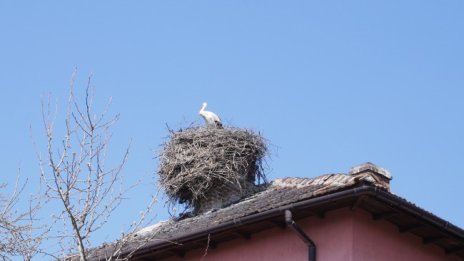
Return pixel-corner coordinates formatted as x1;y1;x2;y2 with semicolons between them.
38;72;155;261
0;176;43;261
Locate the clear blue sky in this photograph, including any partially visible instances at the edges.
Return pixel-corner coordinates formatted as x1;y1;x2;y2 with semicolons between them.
1;0;463;255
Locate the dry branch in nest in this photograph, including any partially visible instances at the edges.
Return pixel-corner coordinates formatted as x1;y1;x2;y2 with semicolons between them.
157;126;267;211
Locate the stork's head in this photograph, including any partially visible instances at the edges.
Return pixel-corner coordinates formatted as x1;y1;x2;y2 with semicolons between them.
199;102;208;113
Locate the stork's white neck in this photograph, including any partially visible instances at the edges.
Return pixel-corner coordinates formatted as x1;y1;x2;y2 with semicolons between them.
200;102;208;112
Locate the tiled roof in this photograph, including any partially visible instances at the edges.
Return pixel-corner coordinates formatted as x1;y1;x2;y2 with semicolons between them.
135;166;388;240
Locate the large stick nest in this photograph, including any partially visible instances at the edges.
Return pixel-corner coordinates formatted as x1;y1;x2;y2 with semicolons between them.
157;126;268;210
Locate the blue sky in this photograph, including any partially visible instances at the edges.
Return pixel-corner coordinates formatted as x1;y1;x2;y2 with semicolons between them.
1;0;463;255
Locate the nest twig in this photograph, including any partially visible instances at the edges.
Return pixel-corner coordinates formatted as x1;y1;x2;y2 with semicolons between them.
157;126;267;210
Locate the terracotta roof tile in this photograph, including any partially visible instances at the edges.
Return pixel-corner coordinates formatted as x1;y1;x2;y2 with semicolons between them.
136;172;368;240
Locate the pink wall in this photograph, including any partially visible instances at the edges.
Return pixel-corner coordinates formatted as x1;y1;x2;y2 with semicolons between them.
162;208;461;261
352;210;460;261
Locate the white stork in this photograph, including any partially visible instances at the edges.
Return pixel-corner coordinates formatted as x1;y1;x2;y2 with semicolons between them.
199;102;223;128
